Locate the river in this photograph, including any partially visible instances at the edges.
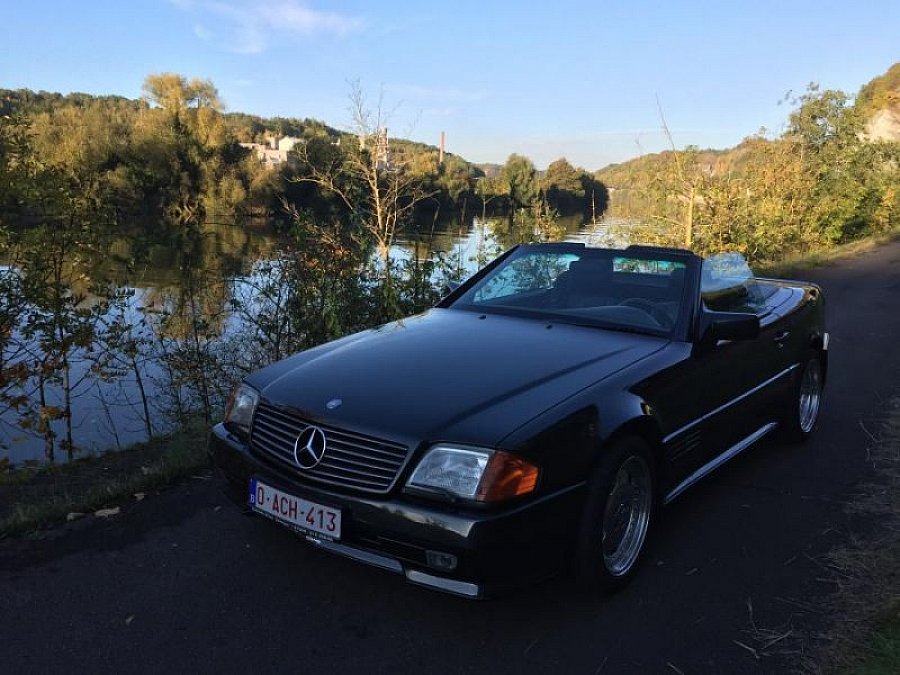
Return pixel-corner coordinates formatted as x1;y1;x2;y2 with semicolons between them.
1;212;640;465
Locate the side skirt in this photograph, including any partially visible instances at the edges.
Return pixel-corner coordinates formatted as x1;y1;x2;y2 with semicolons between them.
664;422;778;505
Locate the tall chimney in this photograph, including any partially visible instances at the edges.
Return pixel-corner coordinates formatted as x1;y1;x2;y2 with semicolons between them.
439;131;445;165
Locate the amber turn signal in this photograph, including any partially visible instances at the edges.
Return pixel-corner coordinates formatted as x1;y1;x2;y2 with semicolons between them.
475;451;540;502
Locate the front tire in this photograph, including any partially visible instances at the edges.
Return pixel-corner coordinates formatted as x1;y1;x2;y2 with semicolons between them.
576;436;657;593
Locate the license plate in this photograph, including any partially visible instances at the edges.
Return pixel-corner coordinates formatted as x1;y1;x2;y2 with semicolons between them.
249;478;342;540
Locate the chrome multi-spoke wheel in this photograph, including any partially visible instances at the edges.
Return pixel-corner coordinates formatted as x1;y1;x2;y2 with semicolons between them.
577;436;656;592
785;354;825;442
601;455;653;576
798;358;822;434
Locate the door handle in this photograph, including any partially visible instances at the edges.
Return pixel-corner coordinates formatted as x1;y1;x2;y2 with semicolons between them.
774;330;791;345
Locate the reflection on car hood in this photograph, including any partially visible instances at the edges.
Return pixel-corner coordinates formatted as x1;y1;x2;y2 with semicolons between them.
248;308;665;447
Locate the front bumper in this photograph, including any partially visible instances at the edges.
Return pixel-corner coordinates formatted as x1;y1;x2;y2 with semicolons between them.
208;423;586;598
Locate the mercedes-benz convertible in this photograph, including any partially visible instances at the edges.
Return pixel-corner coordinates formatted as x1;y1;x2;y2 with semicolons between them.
209;243;827;598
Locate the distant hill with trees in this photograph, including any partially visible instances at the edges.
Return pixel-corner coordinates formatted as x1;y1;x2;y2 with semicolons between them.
4;63;896;266
857;62;900;141
594;62;900;263
0;76;605;227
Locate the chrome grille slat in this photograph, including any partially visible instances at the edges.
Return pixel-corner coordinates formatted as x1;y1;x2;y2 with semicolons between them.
258;406;405;455
317;457;396;479
250;402;408;494
306;468;389;488
324;437;406;460
258;418;293;433
251;423;281;444
323;446;403;469
251;425;296;448
260;405;307;425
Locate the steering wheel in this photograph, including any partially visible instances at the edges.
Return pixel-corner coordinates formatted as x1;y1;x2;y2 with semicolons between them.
618;298;674;329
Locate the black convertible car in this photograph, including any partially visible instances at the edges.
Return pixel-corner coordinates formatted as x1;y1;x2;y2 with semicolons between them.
209;243;827;598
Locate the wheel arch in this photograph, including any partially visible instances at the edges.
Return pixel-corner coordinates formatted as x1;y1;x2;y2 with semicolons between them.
811;333;829;385
575;409;663;591
600;414;664;477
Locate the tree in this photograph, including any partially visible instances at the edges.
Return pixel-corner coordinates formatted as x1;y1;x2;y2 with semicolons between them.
580;172;609;222
291;81;437;317
499;154;537;208
141;73;221;114
542;157;585;213
438;154;474;207
544;157;581;192
0;114;33;212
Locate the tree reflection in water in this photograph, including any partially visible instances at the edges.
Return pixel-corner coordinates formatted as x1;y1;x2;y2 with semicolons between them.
1;212;628;465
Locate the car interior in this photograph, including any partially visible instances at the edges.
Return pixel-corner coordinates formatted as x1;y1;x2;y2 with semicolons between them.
465;254;687;331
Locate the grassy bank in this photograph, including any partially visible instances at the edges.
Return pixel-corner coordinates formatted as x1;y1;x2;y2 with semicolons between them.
851;605;900;675
842;393;900;675
811;396;900;674
757;228;900;278
0;422;209;538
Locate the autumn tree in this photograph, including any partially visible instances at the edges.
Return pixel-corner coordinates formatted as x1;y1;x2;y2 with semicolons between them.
141;73;221;113
291;82;438;314
437;154;476;208
542;157;583;210
499;153;537;209
541;157;608;219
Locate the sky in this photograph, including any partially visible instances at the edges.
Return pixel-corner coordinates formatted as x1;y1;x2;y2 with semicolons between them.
2;1;898;170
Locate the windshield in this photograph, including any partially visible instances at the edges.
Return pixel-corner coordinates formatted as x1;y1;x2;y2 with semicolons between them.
450;246;689;336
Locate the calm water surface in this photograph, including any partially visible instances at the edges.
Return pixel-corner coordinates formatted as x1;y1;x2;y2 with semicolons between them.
1;213;639;464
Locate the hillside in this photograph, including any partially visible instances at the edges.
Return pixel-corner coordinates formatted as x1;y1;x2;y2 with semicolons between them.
857;62;900;142
0;82;485;221
596;145;750;190
0;87;479;175
596;62;900;187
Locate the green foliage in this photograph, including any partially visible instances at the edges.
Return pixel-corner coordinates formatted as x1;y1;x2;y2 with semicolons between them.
0;421;209;537
2;76;257;222
141;73;221;113
1;112;164;461
8;65;897;468
541;157;608;218
848;609;900;675
856;62;900;117
597;66;900;264
0;75;505;466
1;75;569;228
499;153;537;208
0;114;34;213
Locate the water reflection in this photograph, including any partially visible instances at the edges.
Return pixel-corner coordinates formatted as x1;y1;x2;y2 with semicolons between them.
1;213;638;464
395;214;635;281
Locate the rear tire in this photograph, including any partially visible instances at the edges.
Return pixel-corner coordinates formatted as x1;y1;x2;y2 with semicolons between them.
576;435;657;593
784;355;824;443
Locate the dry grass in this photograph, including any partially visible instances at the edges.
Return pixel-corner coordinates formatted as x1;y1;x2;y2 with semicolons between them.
0;422;209;538
758;229;900;279
804;397;900;674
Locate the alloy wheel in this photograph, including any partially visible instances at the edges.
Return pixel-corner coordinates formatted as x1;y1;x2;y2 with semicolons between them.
601;454;653;576
799;359;822;433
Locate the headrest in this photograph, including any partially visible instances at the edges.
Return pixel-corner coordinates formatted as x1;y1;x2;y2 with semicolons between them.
568;258;612;276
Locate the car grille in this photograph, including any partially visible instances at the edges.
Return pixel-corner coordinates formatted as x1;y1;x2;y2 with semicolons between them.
250;402;409;494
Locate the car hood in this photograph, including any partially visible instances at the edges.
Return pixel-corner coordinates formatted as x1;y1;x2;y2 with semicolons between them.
248;308;665;447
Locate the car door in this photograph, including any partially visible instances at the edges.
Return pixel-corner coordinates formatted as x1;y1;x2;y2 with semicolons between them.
649;330;764;488
651;254;785;488
749;283;817;422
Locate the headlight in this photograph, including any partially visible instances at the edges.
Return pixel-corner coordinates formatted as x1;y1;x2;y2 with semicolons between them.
224;384;259;436
407;444;539;503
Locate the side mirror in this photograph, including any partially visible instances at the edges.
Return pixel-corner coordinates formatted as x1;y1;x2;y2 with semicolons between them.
700;310;760;343
442;280;462;296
